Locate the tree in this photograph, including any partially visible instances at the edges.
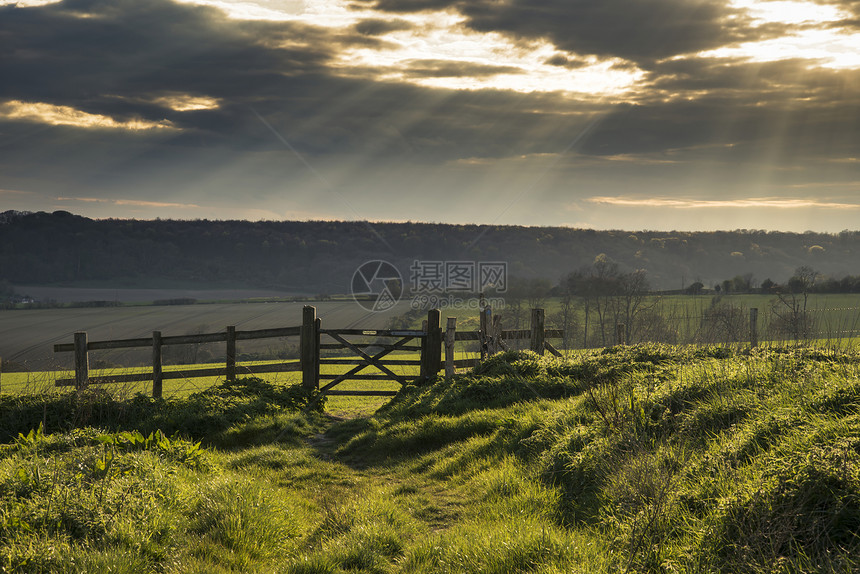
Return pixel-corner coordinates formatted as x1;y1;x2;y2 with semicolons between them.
772;266;818;341
525;278;551;310
731;273;754;293
565;254;653;347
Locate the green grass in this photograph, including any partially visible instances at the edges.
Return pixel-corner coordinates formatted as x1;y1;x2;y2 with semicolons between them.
0;349;483;418
5;345;860;572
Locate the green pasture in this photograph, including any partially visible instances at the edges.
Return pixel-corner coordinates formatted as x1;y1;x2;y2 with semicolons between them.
426;293;860;348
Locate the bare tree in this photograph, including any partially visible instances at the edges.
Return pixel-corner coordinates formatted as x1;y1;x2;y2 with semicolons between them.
771;266;818;341
565;255;653;347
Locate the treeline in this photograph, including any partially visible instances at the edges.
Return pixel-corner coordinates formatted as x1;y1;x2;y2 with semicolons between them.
3;210;860;292
716;266;860;295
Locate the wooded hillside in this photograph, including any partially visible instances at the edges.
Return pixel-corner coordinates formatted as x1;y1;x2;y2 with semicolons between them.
2;210;859;292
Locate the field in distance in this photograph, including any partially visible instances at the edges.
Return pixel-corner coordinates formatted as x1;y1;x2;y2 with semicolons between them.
12;284;309;304
1;299;414;371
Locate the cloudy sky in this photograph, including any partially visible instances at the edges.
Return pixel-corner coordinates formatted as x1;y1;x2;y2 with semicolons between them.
2;0;860;231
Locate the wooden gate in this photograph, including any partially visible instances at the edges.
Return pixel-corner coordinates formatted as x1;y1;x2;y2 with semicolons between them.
302;307;442;398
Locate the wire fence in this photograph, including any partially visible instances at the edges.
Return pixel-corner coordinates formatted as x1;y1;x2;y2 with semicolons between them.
538;298;860;350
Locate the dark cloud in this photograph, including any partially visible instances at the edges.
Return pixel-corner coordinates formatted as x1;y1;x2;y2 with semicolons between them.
0;0;360;120
357;0;753;65
402;59;522;78
353;17;414;35
544;55;588;69
824;0;860;26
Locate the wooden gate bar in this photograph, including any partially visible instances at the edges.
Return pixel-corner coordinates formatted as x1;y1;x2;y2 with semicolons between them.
318;328;425;337
326;332;410;384
317;334;418;392
319;358;422;365
320;343;423;351
320;374;401;381
326;390;398;396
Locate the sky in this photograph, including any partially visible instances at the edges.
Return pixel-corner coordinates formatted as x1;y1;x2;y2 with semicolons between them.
2;0;860;232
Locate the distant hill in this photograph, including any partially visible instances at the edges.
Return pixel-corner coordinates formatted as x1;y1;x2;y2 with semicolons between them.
2;210;859;292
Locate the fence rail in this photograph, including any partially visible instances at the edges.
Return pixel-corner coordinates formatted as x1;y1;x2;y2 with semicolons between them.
53;306;564;399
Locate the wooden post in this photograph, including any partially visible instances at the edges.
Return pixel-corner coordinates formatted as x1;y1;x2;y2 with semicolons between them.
481;306;494;359
152;331;163;398
615;323;626;346
750;308;759;347
530;309;545;355
226;326;237;382
419;319;428;378
314;317;321;385
74;331;89;389
493;315;504;353
445;317;457;380
0;357;3;395
301;306;318;391
479;303;489;360
422;309;442;380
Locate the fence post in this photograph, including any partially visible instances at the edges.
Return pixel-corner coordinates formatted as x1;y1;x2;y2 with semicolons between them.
530;309;545;355
74;331;89;389
301;306;318;391
422;309;442;380
492;314;502;355
314;317;321;384
615;323;626;346
750;308;759;347
226;326;237;382
152;331;163;398
445;317;457;380
479;303;491;359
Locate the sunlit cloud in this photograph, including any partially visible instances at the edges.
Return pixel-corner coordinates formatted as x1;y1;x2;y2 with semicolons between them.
0;188;31;195
694;1;860;69
151;94;221;112
0;100;175;130
175;0;365;25
176;0;645;96
335;12;644;96
699;28;860;69
0;0;59;6
731;0;848;26
588;196;860;209
57;197;200;209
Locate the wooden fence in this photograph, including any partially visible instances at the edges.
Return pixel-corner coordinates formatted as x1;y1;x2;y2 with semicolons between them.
53;326;302;397
54;306;563;399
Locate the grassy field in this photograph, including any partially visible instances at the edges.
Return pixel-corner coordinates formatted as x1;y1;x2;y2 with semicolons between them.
3;345;860;572
429;293;860;349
